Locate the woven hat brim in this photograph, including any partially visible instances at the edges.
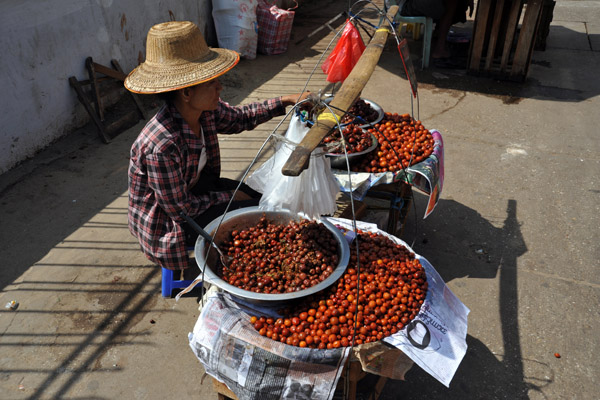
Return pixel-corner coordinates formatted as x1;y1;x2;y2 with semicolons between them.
125;48;240;94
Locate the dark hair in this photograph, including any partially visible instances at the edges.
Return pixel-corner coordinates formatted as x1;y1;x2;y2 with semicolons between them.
156;90;177;104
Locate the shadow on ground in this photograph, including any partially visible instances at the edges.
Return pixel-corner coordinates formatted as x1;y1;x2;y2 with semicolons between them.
378;23;599;104
0;2;569;398
0;0;350;291
357;192;551;399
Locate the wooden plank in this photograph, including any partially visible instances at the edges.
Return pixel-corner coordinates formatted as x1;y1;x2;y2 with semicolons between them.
77;76;113;86
92;61;127;81
347;360;366;400
111;59;148;120
468;0;493;72
104;109;140;136
69;76;111;143
535;0;556;50
281;5;399;177
381;182;412;236
86;57;105;121
211;378;238;400
499;0;523;71
338;199;367;220
511;0;543;78
396;182;413;237
368;375;389;400
484;0;506;71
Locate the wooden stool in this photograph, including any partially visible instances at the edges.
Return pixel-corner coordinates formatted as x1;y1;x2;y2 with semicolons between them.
68;57;147;143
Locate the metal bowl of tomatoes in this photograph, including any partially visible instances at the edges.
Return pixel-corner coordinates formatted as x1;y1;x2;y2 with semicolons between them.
323;124;378;169
194;207;350;304
317;96;384;129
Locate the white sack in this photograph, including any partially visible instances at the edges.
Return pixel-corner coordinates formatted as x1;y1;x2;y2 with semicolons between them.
212;0;258;59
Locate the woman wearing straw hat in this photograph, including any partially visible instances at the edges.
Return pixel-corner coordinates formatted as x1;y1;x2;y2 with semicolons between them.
125;21;311;271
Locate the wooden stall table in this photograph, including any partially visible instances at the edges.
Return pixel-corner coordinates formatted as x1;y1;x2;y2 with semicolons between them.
212;378;237;400
336;197;368;221
211;358;389;400
337;359;389;400
361;181;413;238
467;0;550;81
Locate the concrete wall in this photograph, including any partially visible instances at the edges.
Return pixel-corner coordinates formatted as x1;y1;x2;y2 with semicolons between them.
0;0;215;174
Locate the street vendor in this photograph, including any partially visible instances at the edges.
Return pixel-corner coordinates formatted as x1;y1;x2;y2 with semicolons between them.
124;21;310;271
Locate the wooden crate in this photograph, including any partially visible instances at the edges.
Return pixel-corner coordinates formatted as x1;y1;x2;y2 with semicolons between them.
467;0;545;81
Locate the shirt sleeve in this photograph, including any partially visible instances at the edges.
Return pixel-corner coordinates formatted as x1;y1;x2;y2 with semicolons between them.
215;97;287;134
146;149;233;221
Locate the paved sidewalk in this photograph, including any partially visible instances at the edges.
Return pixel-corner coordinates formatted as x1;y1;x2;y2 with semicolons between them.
1;0;599;399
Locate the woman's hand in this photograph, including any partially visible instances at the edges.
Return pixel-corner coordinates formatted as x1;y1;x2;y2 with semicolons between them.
281;91;313;109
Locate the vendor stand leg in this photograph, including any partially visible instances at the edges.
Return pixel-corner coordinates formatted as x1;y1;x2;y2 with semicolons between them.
336;359;388;400
211;360;388;400
212;378;238;400
336;197;368;220
364;182;413;237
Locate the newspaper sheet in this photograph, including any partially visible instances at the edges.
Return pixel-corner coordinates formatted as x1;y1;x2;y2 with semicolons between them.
189;292;350;400
333;129;444;218
351;341;414;380
328;218;469;388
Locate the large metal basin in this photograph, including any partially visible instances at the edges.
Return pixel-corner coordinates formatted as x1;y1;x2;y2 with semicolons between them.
194;207;350;304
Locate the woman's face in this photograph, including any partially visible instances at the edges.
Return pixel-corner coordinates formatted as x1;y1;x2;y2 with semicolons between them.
185;78;223;112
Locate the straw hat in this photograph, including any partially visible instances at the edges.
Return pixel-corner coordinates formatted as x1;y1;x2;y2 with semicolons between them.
125;21;239;94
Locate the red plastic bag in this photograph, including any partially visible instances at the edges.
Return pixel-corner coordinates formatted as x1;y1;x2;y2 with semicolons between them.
321;20;366;83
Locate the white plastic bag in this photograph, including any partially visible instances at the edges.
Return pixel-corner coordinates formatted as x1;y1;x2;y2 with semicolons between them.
246;114;339;218
212;0;258;59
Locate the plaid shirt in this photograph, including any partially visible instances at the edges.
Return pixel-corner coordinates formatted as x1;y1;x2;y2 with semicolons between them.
257;1;295;55
128;98;285;269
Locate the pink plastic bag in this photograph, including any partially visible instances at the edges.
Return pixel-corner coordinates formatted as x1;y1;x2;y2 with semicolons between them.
321;20;366;83
256;0;296;55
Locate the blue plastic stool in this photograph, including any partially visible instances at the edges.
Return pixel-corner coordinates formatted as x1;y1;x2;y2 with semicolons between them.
161;247;202;297
161;268;202;297
387;0;434;69
395;15;434;69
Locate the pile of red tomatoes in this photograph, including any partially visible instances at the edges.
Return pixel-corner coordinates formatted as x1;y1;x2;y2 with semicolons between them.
250;230;428;349
221;216;340;294
340;99;380;125
351;112;434;173
321;123;374;155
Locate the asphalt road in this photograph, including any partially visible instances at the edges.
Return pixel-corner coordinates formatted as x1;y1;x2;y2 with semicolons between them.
0;0;598;399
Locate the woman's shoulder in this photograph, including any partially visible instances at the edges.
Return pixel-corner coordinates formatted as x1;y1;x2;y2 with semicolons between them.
135;104;186;154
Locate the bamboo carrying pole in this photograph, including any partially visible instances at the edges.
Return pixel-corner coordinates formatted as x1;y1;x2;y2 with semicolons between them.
281;5;399;177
